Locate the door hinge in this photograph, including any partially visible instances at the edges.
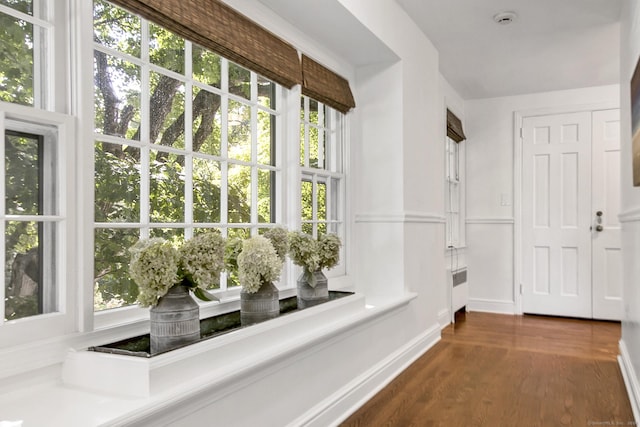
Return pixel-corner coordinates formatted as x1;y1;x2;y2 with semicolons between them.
520;128;523;138
519;284;523;295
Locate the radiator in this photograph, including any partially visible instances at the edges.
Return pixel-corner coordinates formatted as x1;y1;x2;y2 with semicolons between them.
450;267;468;314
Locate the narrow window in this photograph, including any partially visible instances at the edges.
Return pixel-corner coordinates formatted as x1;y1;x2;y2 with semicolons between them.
3;121;59;321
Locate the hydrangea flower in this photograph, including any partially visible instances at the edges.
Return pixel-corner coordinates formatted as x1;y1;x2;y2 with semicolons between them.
129;238;180;307
237;235;283;293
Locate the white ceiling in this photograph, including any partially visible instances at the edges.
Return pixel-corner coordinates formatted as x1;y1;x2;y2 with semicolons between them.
258;0;622;100
396;0;622;99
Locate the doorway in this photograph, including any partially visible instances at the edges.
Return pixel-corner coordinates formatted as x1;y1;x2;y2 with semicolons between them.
518;109;621;320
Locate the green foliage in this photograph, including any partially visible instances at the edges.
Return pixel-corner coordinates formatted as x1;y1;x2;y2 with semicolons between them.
0;10;34;105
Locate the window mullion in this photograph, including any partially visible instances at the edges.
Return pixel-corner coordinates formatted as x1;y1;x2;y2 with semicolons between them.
139;19;150;238
304;97;310;168
0;112;5;323
250;73;258;228
184;42;194;238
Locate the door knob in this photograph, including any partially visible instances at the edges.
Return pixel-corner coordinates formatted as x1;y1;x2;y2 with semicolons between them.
596;225;604;232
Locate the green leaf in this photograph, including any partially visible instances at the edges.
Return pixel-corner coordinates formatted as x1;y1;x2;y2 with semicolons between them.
193;287;220;302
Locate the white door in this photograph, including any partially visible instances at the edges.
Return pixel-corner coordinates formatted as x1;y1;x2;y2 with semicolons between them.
591;109;622;320
521;110;622;320
522;112;593;318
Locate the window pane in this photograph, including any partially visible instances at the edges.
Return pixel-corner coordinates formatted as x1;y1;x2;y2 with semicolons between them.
150;150;185;223
301;223;313;235
301;180;312;221
93;0;141;58
228;62;250;100
193;157;221;223
317;182;326;222
150;228;184;246
309;98;320;125
94;53;141;140
192;87;221;156
94;228;139;311
227;228;250;239
227;163;250;223
5;132;40;215
0;13;36;106
257;109;274;165
0;0;32;14
150;72;185;148
228;99;251;161
309;126;319;168
192;44;221;88
257;168;273;223
149;23;184;75
5;221;56;320
257;76;275;109
94;142;140;222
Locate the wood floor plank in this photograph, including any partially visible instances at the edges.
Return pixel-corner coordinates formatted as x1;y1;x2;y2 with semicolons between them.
341;312;633;427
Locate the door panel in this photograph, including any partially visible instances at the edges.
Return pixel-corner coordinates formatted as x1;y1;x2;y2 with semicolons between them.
592;109;622;320
522;112;592;317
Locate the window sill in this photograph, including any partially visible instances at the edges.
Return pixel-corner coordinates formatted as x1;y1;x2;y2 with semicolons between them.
0;290;417;426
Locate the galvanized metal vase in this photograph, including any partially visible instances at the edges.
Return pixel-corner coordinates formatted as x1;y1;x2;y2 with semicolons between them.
150;285;200;354
240;281;279;326
297;269;329;309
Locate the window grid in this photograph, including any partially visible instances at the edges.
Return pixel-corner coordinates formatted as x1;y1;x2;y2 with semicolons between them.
93;3;281;310
446;136;461;248
0;3;51;110
300;95;344;239
2;118;61;323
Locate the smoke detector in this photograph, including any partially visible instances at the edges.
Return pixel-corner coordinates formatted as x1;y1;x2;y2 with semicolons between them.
493;11;517;25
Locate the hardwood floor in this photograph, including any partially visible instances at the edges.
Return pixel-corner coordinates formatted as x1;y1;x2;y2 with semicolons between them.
341;312;633;427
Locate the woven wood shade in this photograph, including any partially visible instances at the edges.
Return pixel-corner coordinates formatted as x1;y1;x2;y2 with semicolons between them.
302;55;355;114
109;0;302;88
447;109;466;143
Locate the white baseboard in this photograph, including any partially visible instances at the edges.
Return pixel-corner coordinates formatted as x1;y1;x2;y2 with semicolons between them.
438;309;451;330
618;339;640;423
467;298;516;314
289;323;442;427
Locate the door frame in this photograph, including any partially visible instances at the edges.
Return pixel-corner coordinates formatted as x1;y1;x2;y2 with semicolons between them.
513;101;618;315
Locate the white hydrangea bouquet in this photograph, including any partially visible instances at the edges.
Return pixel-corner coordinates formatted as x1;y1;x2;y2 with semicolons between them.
288;231;342;287
129;231;225;307
237;235;283;293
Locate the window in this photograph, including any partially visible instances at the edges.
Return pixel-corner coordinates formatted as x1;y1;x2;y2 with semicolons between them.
0;0;76;341
0;1;50;109
445;136;461;247
3;119;59;321
299;95;346;272
93;1;281;310
445;109;466;249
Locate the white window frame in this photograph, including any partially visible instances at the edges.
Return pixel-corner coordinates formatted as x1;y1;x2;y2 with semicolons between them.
0;0;352;360
0;1;77;348
445;135;466;249
92;4;285;326
0;102;76;348
299;95;346;277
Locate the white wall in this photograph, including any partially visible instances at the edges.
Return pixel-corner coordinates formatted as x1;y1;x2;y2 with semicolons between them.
619;0;640;419
465;85;619;314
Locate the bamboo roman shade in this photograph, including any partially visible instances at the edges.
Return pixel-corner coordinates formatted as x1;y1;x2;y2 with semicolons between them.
447;109;466;143
109;0;302;88
302;55;356;114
